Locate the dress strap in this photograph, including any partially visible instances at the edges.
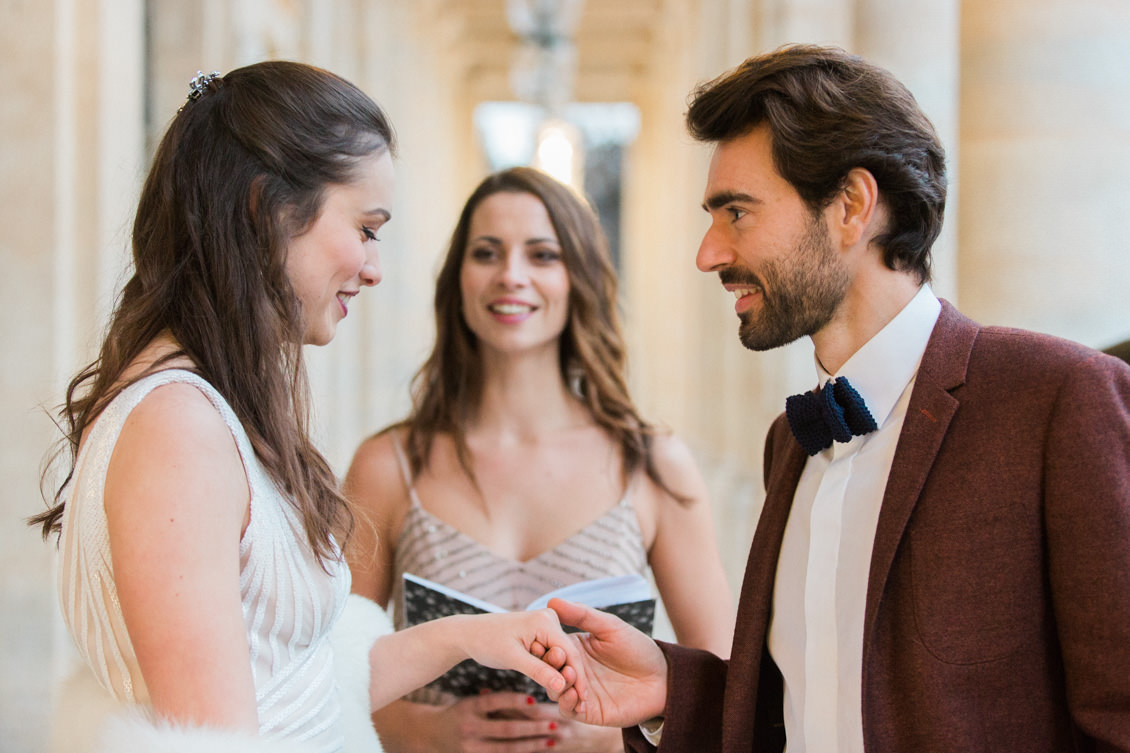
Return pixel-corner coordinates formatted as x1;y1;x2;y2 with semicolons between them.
389;431;417;497
619;468;639;508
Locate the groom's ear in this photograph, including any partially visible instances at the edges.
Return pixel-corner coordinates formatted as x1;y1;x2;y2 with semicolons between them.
830;167;882;249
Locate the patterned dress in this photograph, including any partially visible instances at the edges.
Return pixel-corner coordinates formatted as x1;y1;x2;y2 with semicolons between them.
386;434;651;705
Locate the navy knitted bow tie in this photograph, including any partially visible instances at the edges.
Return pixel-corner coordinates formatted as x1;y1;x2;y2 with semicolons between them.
785;377;878;456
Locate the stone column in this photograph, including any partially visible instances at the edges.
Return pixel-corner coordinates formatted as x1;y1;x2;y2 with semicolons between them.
1;4;65;750
753;0;854;48
855;0;961;300
0;0;144;750
959;0;1130;347
304;0;476;471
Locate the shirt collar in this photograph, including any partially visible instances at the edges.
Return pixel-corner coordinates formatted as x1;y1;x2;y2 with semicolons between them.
814;285;941;429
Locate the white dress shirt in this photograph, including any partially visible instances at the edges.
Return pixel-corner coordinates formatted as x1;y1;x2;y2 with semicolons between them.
766;286;941;753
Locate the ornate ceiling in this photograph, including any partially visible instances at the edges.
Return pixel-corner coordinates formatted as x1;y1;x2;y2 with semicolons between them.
419;0;669;103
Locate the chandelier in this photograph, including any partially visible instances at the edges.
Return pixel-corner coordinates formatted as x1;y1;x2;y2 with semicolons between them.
507;0;585;111
506;0;586;186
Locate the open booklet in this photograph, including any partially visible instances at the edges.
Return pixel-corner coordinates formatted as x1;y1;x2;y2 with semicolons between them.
402;572;656;700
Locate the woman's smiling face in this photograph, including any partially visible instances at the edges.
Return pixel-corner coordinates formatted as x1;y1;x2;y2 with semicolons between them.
285;149;395;346
459;191;571;358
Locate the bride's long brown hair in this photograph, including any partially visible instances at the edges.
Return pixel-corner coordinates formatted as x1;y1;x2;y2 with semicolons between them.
32;61;397;564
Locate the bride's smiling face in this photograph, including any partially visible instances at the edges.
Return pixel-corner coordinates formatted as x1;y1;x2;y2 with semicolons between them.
285;150;395;346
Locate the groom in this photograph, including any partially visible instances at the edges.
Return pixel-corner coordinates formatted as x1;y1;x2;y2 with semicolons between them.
548;44;1130;752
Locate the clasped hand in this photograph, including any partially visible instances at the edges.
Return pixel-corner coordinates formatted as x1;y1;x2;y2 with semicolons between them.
463;598;669;733
528;599;670;730
458;608;583;700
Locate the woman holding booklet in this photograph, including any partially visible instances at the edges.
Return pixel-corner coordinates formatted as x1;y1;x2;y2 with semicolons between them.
345;167;734;753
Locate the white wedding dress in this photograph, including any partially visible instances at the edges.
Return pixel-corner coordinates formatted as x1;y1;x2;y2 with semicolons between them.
53;369;387;753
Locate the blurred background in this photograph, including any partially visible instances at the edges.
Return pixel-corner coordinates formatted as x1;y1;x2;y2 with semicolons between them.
2;1;1129;750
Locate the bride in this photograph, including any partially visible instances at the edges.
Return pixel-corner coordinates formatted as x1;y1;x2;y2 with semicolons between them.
32;61;580;753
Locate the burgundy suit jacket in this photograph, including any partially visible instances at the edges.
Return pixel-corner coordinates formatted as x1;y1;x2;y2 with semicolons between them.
627;301;1130;752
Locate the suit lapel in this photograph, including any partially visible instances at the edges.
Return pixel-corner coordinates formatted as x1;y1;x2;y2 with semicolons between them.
863;301;978;648
723;416;806;749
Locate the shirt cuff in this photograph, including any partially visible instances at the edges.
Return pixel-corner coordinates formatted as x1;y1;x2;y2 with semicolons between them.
639;716;664;746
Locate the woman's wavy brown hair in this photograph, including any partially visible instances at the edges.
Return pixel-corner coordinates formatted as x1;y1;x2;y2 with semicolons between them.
32;61;397;565
393;167;679;498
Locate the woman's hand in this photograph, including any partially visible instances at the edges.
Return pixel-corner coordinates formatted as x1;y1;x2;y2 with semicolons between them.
385;694;623;753
369;607;583;714
422;693;558;753
456;609;582;700
518;703;625;753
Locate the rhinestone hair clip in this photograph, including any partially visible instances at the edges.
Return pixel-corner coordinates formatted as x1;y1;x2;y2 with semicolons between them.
179;70;222;112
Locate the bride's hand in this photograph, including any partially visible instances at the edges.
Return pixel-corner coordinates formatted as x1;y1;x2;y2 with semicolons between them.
456;609;584;700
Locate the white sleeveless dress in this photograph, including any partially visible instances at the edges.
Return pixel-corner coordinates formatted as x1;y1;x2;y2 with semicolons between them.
57;369;352;753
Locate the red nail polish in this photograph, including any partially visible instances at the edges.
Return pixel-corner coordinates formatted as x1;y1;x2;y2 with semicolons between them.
546;740;556;748
548;721;558;731
526;696;536;705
